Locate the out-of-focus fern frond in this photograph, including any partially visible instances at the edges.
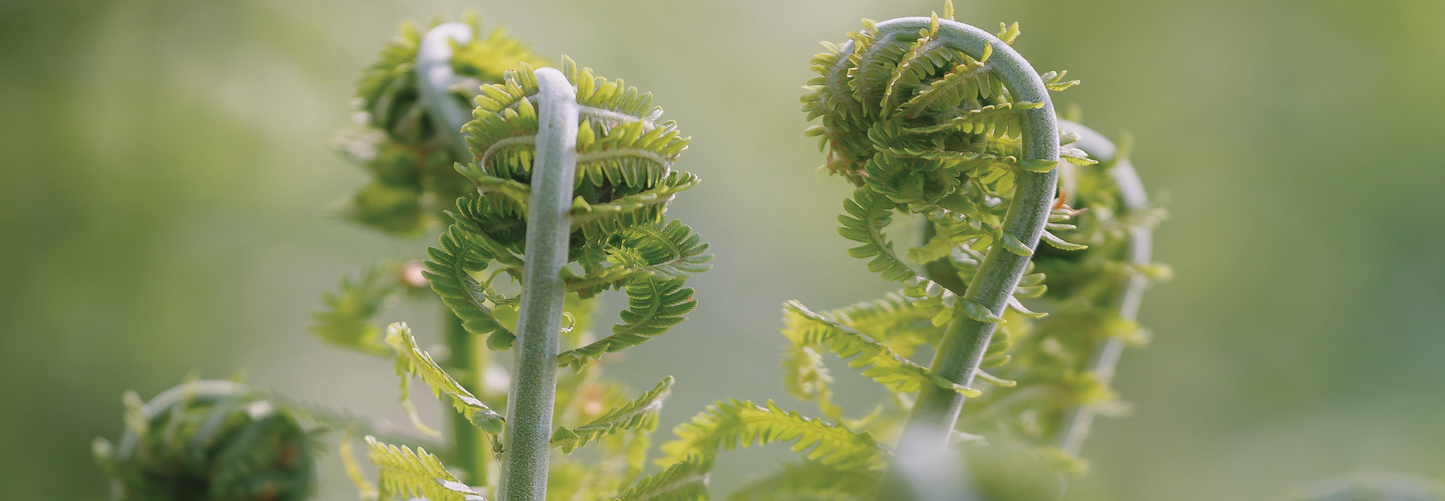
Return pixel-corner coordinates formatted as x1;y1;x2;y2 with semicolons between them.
552;376;673;453
726;461;878;501
783;301;979;398
313;262;411;357
660;400;885;470
386;323;504;434
616;455;713;501
365;436;486;501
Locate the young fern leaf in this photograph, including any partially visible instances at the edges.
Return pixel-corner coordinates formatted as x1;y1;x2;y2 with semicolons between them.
839;189;916;283
386;323;505;434
616;455;713;501
552;376;674;453
726;461;879;501
783;301;980;398
423;218;519;351
561;220;714;295
660;399;886;470
556;278;697;371
364;436;486;501
313;261;414;357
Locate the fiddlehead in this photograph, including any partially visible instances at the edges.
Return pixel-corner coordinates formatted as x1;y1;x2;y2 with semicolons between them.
92;380;317;501
335;13;547;236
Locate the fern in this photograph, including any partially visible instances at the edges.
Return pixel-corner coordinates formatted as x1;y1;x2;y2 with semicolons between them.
552;376;673;453
783;300;980;398
727;462;878;501
313;261;419;357
422;204;520;351
386;323;505;434
557;277;698;371
365;436;486;501
660;400;886;470
616;455;713;501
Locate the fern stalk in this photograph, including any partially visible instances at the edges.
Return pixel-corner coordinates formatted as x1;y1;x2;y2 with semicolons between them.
416;23;475;160
861;17;1059;500
499;67;579;501
872;16;1058;446
1052;119;1152;458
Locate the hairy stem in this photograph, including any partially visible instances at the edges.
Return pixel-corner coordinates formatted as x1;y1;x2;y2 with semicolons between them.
417;22;492;487
866;17;1058;501
1052;120;1152;458
499;67;578;501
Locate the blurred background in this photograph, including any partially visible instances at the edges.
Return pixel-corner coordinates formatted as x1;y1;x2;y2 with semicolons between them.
2;0;1443;499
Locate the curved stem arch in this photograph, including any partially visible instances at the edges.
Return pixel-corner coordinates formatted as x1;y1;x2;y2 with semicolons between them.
837;16;1060;447
842;17;1058;501
1052;120;1153;458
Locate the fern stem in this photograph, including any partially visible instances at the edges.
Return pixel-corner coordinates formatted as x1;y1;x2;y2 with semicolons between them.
416;22;474;160
865;17;1059;500
443;310;490;487
498;67;579;501
1052;120;1152;458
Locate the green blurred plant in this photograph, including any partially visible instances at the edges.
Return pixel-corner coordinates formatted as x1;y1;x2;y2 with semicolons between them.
96;13;713;501
92;4;1164;501
654;3;1166;500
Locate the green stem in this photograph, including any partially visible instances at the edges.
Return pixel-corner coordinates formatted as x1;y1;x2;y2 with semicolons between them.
1052;120;1152;458
862;17;1059;500
498;67;578;501
416;22;476;160
444;310;489;486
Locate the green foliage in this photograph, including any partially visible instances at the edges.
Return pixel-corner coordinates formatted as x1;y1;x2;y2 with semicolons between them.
364;436;486;501
615;456;713;501
782;300;980;399
726;462;878;501
385;322;505;435
92;381;316;501
313;261;426;357
552;376;673;453
338;13;548;237
660;400;885;470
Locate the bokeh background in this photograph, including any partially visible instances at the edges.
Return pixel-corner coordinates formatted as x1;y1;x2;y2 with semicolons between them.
3;0;1443;499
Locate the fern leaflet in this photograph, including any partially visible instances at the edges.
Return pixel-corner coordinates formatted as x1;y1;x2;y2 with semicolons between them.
783;301;980;398
313;261;411;357
385;323;504;434
556;278;696;371
364;436;486;501
616;455;713;501
660;399;886;470
552;376;673;453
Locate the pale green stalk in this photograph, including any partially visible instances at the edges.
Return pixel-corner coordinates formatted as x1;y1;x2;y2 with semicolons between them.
861;17;1059;501
1052;120;1152;458
417;22;491;487
498;67;578;501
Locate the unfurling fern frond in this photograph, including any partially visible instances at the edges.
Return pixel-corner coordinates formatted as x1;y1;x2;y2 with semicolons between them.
93;380;317;501
557;277;697;371
783;301;979;398
313;261;423;357
337;15;547;236
364;436;486;501
616;455;713;501
553;376;673;453
562;219;713;296
660;400;886;470
386;323;504;434
727;461;878;501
